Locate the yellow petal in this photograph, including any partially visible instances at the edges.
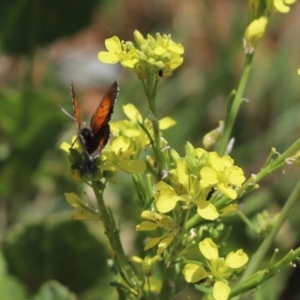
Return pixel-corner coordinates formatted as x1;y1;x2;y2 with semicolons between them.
98;51;119;64
105;36;122;52
199;238;219;260
111;136;130;153
70;209;99;221
119;160;146;173
221;155;234;169
154;181;181;213
176;159;189;190
157;236;173;254
60;142;71;153
159;117;177;130
131;256;143;263
169;57;183;70
227;167;245;187
64;193;82;207
200;167;218;185
144;237;161;250
182;264;208;283
136;221;159;231
225;249;249;268
155;194;180;213
124;129;141;137
141;210;161;221
64;193;98;220
197;201;219;220
144;276;162;293
154;45;166;55
274;0;291;12
213;281;231;300
168;43;184;54
218;183;237;199
220;204;237;215
123;103;142;122
121;59;139;69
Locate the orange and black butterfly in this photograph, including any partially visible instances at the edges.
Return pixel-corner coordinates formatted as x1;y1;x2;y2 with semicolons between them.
61;81;119;176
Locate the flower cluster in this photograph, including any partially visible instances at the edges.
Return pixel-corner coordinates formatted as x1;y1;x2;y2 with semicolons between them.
154;143;245;221
182;238;248;300
101;103;175;172
136;211;180;255
98;30;184;78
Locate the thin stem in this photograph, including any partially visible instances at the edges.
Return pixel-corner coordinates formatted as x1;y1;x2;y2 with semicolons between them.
230;247;300;298
234;178;300;299
142;76;167;177
91;181;141;291
217;54;253;155
255;137;300;182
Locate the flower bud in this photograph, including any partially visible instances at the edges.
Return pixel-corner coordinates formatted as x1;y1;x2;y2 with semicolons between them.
133;30;145;47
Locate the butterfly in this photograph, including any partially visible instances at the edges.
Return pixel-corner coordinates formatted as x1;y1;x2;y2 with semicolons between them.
61;81;119;176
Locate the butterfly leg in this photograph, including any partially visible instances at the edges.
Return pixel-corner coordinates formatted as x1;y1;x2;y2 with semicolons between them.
71;136;79;148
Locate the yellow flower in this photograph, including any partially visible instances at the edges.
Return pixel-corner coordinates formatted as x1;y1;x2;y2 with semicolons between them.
111;103;176;155
153;151;220;220
244;16;268;54
100;136;146;173
98;36;138;69
182;238;248;300
64;193;99;220
98;36;122;63
99;30;184;78
136;211;180;255
154;159;219;220
200;152;245;200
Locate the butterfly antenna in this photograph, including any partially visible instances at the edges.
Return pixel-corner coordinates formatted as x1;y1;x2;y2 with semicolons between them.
59;105;76;121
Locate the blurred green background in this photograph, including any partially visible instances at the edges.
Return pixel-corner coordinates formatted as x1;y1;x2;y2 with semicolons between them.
0;1;300;299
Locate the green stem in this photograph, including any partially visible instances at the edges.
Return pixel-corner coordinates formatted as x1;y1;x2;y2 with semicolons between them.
91;181;141;292
255;137;300;182
230;247;300;298
217;54;253;155
234;178;300;299
142;76;166;177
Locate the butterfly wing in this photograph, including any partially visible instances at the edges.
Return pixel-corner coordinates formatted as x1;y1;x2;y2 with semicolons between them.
70;81;81;131
89;81;119;155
